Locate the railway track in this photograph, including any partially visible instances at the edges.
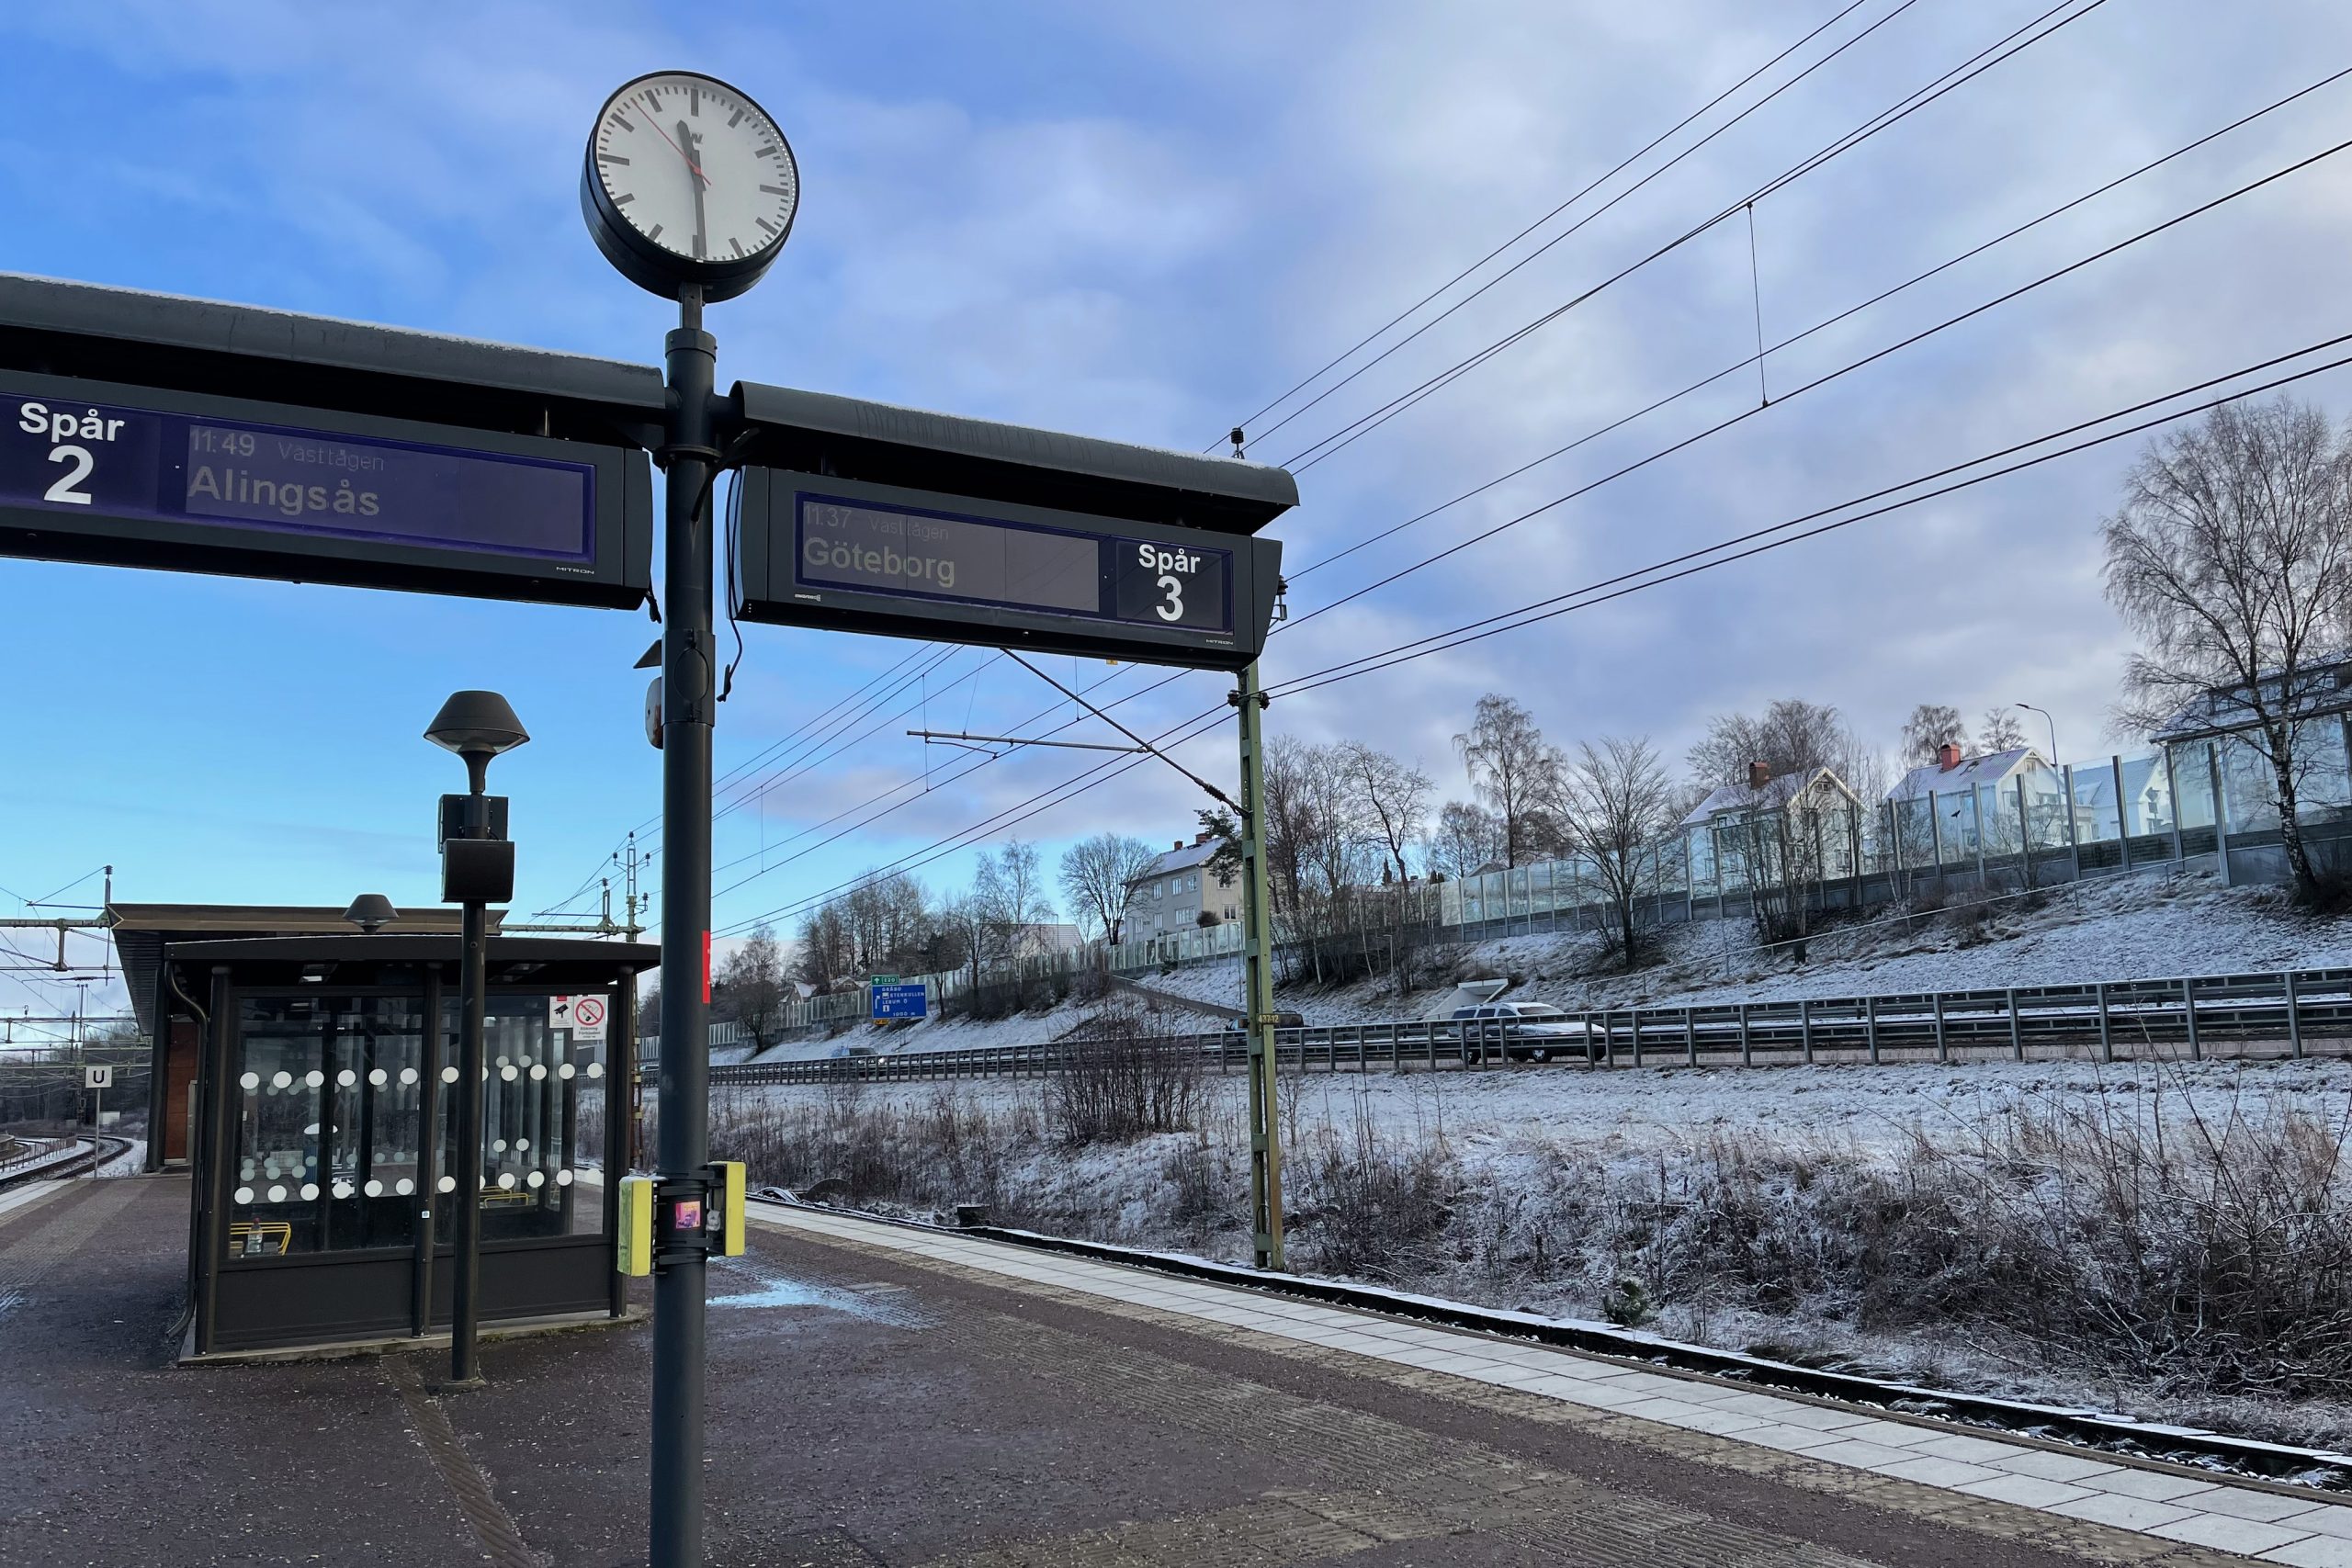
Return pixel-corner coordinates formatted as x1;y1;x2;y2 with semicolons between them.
0;1135;131;1190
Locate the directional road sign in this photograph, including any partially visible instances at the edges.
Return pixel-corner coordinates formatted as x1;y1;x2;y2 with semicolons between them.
869;982;927;1021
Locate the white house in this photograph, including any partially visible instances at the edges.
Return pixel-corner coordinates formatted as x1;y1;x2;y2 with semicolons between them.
1120;832;1237;938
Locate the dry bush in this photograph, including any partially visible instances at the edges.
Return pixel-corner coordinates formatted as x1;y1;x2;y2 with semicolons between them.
1289;1108;1459;1283
1049;1000;1202;1145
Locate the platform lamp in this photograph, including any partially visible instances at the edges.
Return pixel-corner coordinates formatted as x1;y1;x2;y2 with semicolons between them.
424;690;527;1387
342;893;399;933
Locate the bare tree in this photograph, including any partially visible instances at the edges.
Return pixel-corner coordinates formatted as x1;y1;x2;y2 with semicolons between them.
1058;831;1160;943
1551;737;1678;971
1453;694;1559;866
720;924;788;1049
1690;699;1872;952
973;839;1057;969
1338;741;1432;883
1899;703;1968;767
2104;397;2352;895
1428;800;1507;879
790;903;854;993
1976;706;2029;754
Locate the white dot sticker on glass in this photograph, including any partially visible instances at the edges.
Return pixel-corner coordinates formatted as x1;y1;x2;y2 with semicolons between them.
395;1178;414;1196
364;1179;383;1197
556;1169;574;1187
305;1070;323;1088
266;1184;288;1202
500;1066;518;1081
492;1139;507;1153
587;1062;605;1079
496;1173;516;1190
526;1171;545;1189
516;1138;529;1152
233;1185;254;1204
400;1067;419;1086
437;1175;457;1193
495;1055;509;1068
271;1071;292;1090
300;1183;320;1201
442;1066;460;1084
368;1068;388;1087
337;1069;357;1088
239;1072;260;1091
529;1065;547;1081
558;1064;576;1080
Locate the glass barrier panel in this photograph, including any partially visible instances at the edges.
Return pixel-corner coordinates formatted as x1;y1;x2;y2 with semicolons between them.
2020;763;2068;850
2297;721;2352;817
2171;741;2216;831
1980;783;2021;857
2219;736;2279;833
2069;763;2121;844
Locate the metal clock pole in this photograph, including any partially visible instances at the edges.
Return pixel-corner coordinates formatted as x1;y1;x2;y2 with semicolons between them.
652;284;718;1568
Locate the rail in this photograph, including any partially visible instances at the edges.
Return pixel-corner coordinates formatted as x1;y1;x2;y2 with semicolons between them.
695;966;2352;1085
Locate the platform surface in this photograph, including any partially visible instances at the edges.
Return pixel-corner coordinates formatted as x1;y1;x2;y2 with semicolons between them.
4;1172;2347;1566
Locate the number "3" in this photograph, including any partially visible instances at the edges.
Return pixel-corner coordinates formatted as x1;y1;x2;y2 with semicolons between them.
1156;572;1183;622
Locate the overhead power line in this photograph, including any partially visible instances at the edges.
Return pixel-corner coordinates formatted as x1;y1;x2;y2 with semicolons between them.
1274;0;2113;473
1268;332;2352;696
1283;62;2352;587
1278;127;2352;634
1215;0;1888;446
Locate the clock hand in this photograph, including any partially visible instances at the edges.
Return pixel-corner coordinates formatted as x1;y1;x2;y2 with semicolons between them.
680;120;707;255
642;112;710;188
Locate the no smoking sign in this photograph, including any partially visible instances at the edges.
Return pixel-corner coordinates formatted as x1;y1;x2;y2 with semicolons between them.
549;993;609;1043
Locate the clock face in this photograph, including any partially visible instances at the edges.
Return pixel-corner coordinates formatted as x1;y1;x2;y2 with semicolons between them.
590;73;797;266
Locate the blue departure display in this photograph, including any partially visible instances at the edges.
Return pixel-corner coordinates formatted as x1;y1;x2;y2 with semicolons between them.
5;390;595;561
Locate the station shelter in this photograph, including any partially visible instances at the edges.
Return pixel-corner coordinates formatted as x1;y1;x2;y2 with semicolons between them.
124;908;653;1357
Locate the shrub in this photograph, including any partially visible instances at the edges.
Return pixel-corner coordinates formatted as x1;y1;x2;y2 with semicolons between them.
1048;1000;1202;1145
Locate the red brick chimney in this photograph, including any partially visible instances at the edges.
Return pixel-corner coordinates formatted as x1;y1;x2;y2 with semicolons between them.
1937;741;1963;771
1747;760;1770;789
1172;840;1183;852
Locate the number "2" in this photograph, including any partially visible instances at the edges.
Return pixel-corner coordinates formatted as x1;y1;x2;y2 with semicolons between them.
1156;572;1183;623
44;445;96;506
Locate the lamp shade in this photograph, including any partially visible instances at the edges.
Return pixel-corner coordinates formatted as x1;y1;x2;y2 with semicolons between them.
343;894;399;933
424;691;529;757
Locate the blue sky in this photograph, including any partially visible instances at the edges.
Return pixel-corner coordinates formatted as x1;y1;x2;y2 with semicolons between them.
6;1;2352;1018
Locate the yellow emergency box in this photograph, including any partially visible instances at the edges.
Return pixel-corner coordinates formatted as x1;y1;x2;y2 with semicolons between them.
616;1174;656;1276
714;1160;745;1258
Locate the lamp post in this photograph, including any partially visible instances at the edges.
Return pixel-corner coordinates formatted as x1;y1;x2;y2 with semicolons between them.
2016;701;2060;765
424;690;528;1387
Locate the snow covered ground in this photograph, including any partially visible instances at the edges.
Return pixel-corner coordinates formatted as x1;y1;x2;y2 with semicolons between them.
733;870;2352;1061
991;868;2352;1032
733;1052;2352;1156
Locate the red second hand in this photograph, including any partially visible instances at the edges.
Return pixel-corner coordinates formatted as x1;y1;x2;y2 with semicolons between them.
639;97;710;187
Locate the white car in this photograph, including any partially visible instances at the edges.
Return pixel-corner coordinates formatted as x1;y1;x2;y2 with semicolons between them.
1451;1001;1601;1064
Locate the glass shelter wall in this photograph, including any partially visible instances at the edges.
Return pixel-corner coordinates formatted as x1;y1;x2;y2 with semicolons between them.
227;987;604;1259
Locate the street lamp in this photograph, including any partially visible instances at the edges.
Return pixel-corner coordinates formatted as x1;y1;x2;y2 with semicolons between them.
2015;701;2060;765
424;690;527;1388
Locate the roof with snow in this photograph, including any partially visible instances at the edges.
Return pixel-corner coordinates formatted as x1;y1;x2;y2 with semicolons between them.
1885;747;2049;803
1137;838;1230;880
1679;767;1860;828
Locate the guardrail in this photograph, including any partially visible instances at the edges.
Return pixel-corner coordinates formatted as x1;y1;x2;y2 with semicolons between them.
694;966;2352;1086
